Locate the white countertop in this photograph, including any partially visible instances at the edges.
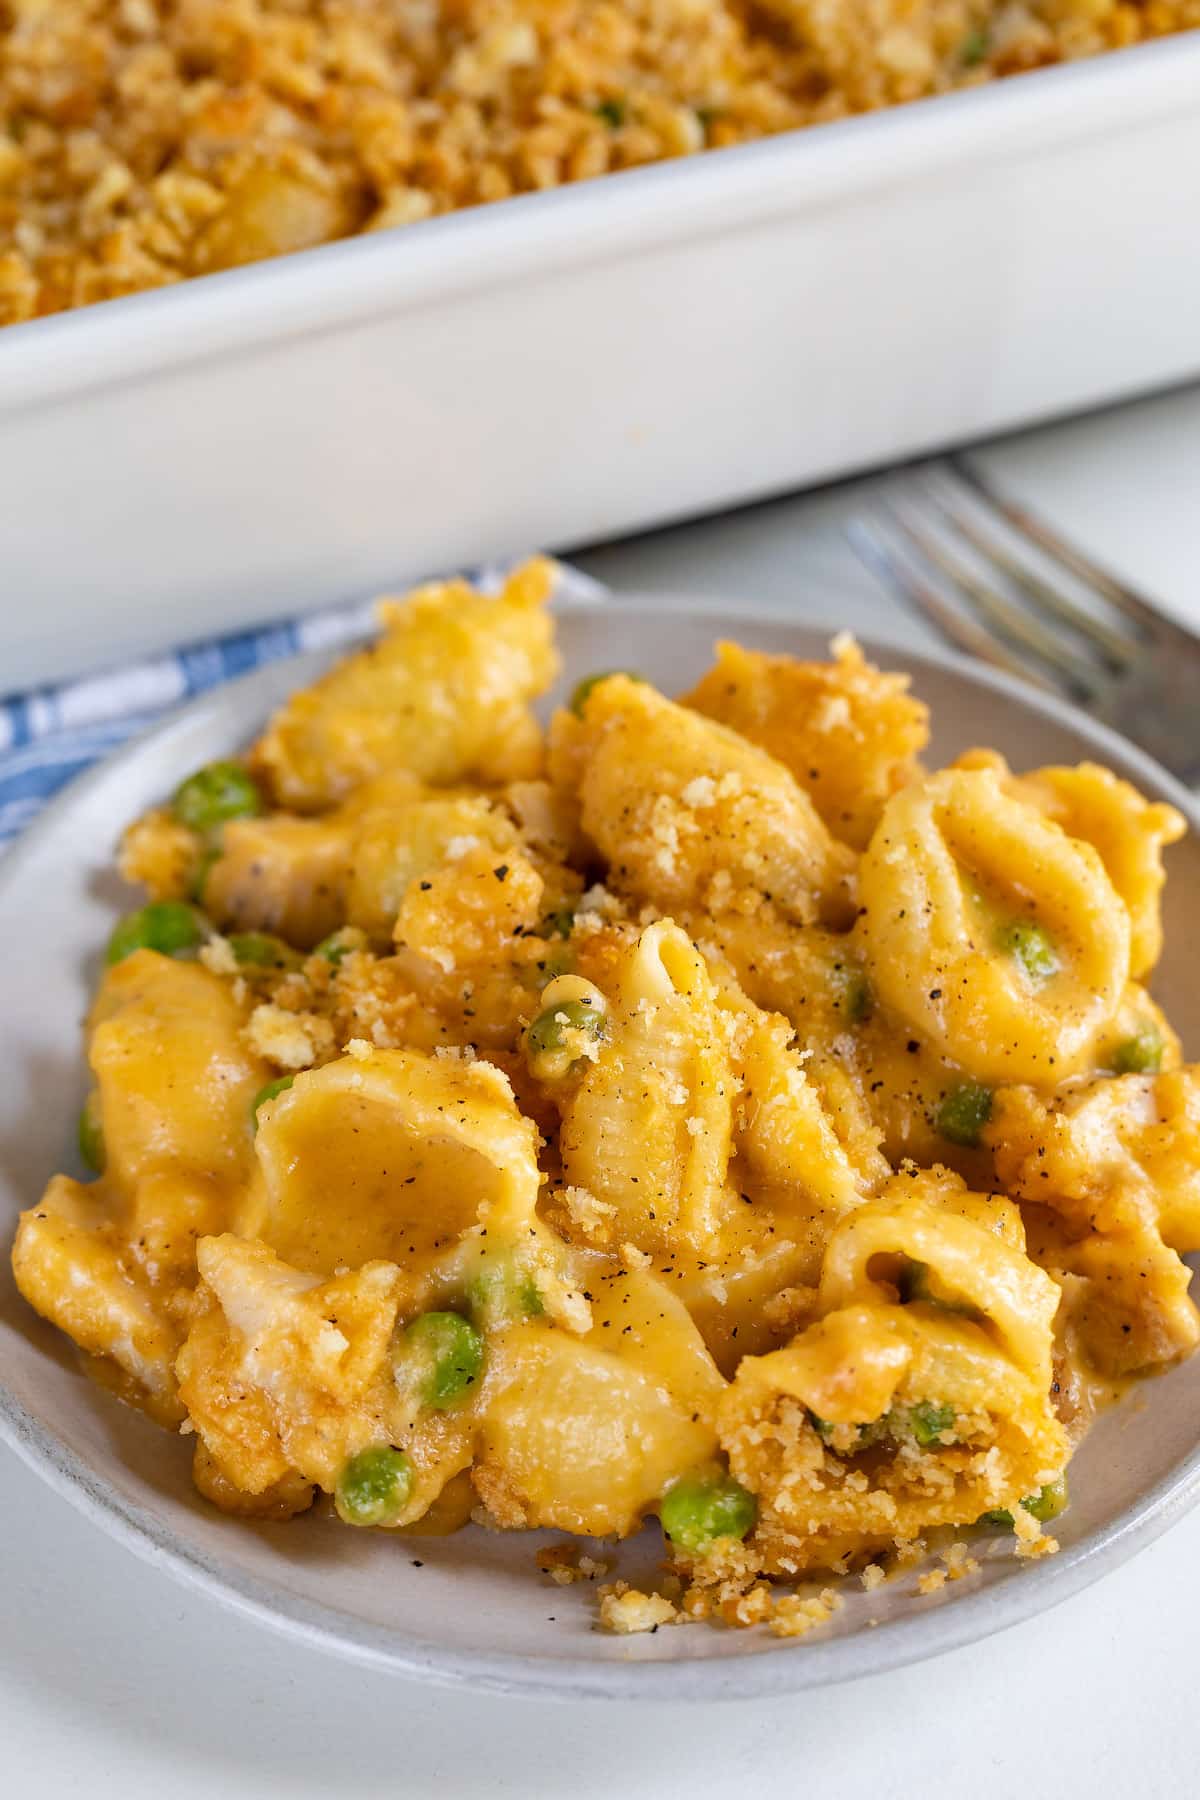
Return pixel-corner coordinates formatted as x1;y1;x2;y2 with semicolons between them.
6;381;1200;1798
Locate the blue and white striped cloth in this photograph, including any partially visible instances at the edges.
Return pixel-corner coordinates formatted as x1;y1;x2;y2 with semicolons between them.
0;562;605;851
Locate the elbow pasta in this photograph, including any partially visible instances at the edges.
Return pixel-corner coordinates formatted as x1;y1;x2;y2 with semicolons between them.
12;561;1198;1635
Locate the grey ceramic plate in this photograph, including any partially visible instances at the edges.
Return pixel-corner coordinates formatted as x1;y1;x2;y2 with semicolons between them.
1;599;1198;1701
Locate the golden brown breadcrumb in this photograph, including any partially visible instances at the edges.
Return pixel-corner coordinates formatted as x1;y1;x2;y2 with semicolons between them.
3;0;1198;325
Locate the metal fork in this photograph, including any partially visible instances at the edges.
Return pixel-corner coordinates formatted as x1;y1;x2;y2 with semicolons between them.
847;457;1200;785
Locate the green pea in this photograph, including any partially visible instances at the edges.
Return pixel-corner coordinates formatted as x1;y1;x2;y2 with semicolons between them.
228;932;301;971
517;1275;544;1316
660;1473;757;1553
908;1401;956;1447
172;760;263;832
898;1259;979;1321
539;905;576;941
846;977;873;1023
313;929;357;966
527;998;606;1060
1113;1025;1163;1075
898;1259;935;1304
533;952;573;991
999;920;1059;985
468;1261;544;1325
400;1311;485;1409
190;844;222;903
1022;1475;1068;1522
833;963;872;1023
809;1411;869;1452
106;900;204;966
936;1081;993;1148
78;1091;105;1176
335;1446;413;1527
594;98;625;127
960;25;989;63
569;670;645;717
250;1074;293;1129
980;1474;1068;1529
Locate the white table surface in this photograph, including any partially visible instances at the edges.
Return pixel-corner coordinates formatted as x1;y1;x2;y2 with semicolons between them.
6;381;1200;1798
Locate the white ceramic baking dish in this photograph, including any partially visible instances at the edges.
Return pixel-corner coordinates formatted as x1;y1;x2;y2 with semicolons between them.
1;34;1199;692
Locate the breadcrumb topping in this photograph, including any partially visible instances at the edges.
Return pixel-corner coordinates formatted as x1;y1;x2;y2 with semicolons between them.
199;937;240;978
598;1582;680;1635
537;1542;613;1585
245;1001;335;1070
4;0;1189;328
768;1588;843;1639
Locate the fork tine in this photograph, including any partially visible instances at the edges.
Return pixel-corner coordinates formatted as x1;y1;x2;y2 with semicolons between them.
918;470;1137;668
845;519;1062;696
947;456;1185;639
881;496;1100;699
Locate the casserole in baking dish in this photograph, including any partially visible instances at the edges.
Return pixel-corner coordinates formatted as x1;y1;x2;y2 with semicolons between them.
1;36;1199;690
3;0;1197;325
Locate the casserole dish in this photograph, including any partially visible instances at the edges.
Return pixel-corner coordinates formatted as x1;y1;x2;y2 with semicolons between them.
1;36;1199;693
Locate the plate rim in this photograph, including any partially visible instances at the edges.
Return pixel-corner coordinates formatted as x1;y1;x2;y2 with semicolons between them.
2;596;1199;1701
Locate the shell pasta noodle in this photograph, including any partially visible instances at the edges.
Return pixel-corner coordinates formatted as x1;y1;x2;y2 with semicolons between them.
13;558;1199;1639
